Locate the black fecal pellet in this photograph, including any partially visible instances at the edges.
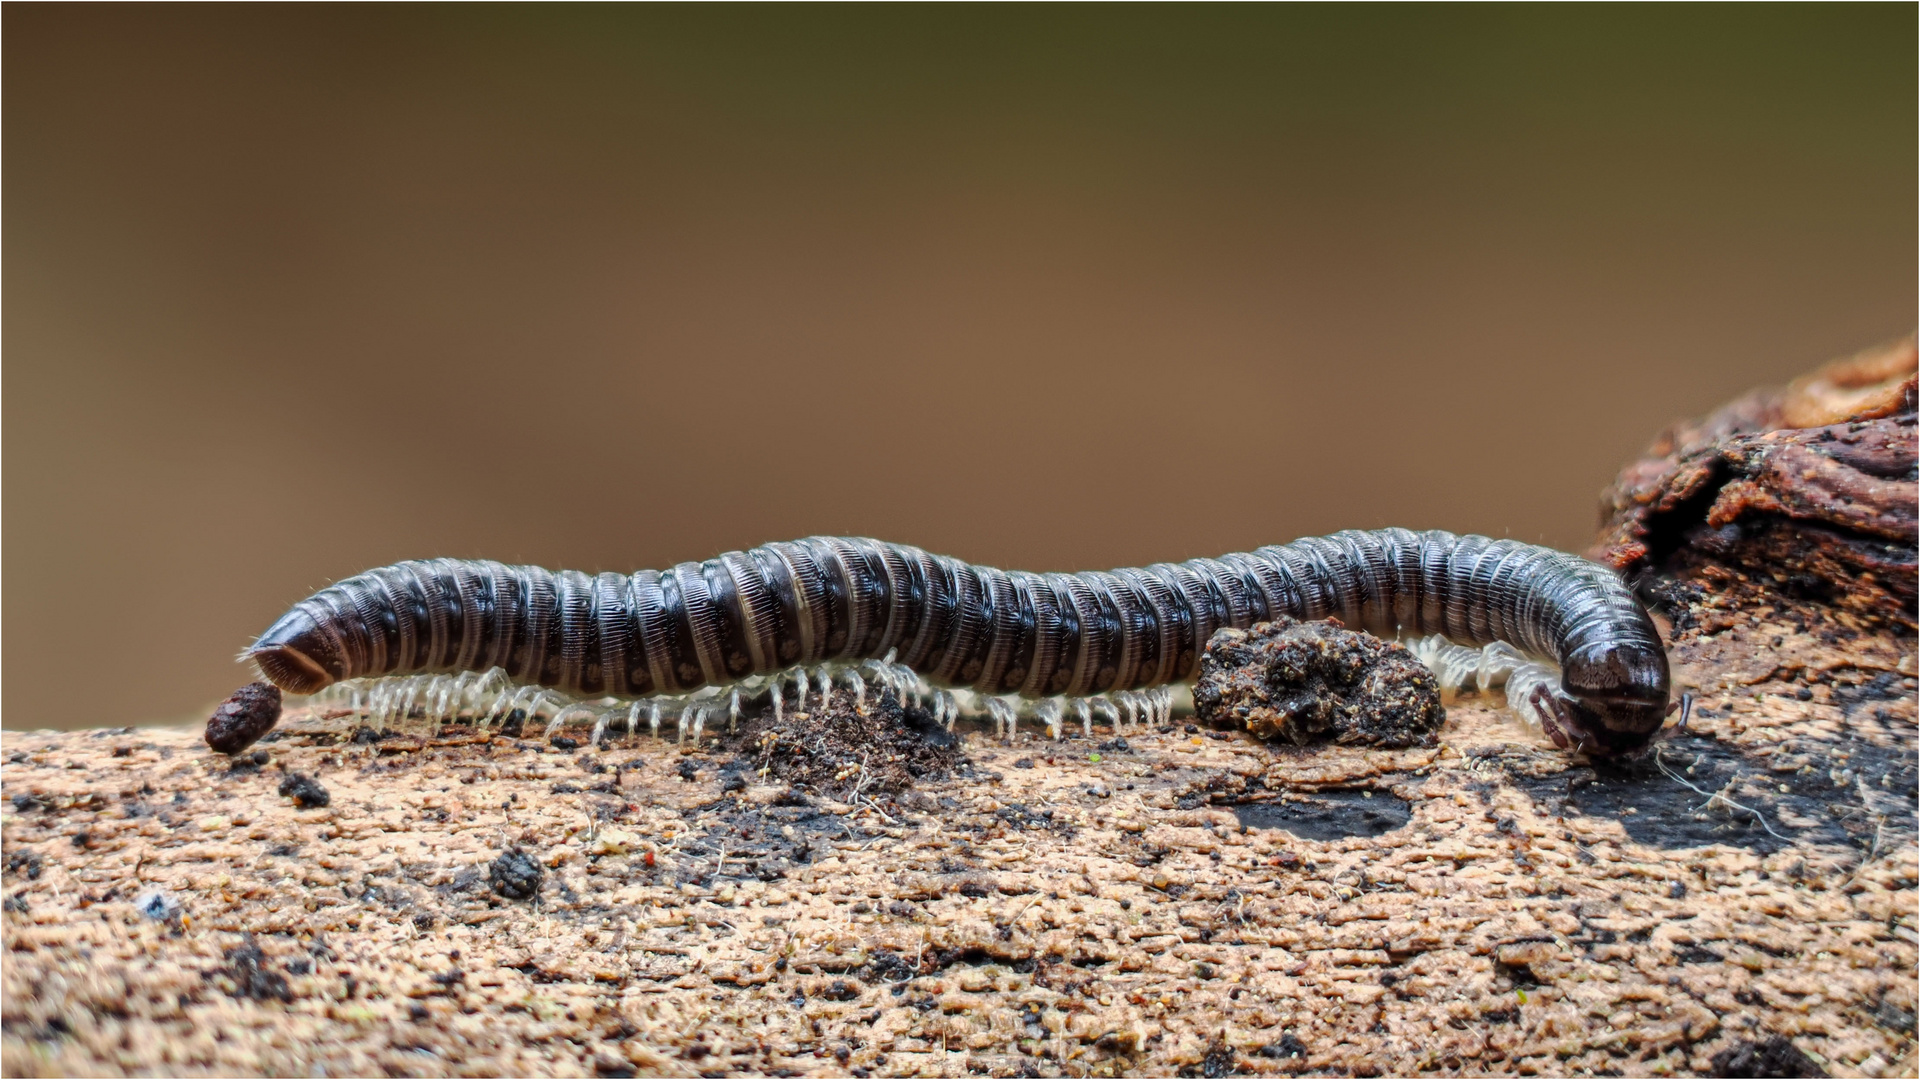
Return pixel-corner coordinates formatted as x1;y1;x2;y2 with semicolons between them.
489;850;542;900
248;529;1672;755
276;773;330;809
205;682;282;755
549;736;579;751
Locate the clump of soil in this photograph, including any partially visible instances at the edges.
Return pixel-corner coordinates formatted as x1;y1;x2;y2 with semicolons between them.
488;849;542;901
1192;618;1442;748
725;684;966;798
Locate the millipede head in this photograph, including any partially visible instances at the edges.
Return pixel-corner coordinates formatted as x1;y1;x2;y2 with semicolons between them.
1557;640;1673;755
248;607;345;694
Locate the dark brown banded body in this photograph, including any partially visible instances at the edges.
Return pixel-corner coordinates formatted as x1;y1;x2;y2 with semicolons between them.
249;529;1672;753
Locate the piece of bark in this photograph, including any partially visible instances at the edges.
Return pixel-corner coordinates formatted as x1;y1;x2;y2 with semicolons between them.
5;682;1913;1079
1596;334;1918;629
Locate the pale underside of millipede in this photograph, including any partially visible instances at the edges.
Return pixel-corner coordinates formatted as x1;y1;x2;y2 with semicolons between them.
282;632;1563;748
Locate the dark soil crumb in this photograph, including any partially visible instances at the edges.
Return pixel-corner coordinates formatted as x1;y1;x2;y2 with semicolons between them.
1258;1033;1308;1060
724;685;966;798
4;851;42;880
205;682;283;755
219;936;293;1002
1709;1034;1828;1078
225;749;271;775
489;849;542;901
1192;618;1443;748
276;772;330;809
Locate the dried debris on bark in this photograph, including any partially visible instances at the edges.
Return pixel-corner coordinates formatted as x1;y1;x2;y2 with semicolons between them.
723;684;967;799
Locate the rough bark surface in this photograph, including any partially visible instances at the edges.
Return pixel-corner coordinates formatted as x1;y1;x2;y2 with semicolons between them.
4;342;1917;1079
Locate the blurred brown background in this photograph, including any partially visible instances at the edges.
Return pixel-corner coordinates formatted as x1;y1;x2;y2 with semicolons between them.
6;6;1914;730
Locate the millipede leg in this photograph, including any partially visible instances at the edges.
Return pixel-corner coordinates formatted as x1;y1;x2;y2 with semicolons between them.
1034;699;1062;741
1095;696;1121;734
531;692;562;736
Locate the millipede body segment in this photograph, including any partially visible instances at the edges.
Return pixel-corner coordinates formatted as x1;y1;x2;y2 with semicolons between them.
248;530;1672;754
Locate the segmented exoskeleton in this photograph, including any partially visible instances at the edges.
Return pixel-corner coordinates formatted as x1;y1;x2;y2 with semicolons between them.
249;529;1672;754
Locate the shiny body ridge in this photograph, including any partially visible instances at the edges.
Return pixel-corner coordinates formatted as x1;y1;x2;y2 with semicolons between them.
249;529;1672;754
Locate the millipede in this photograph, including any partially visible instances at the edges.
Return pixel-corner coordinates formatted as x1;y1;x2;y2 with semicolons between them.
242;529;1673;756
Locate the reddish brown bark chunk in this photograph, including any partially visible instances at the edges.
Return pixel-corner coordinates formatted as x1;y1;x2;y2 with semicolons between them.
1596;336;1917;629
